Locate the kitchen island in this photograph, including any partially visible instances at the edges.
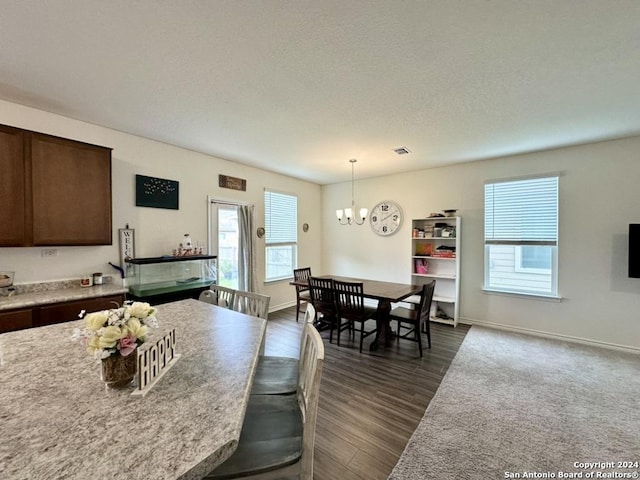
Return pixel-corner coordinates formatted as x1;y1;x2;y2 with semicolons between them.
0;299;266;480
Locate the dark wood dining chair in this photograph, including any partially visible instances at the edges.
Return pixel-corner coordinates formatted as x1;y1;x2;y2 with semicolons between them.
293;267;312;322
308;276;345;344
204;320;325;480
388;280;435;357
333;279;378;353
250;303;316;396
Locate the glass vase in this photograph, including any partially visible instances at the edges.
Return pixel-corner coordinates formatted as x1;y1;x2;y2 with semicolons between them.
101;351;137;388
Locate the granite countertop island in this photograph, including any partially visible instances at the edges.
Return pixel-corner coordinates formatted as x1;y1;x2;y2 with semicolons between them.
0;299;267;480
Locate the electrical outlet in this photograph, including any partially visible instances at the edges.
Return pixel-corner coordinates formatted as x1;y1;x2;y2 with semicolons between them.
41;248;58;257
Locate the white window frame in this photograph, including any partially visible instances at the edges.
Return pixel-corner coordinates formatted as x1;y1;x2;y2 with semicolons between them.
264;189;298;283
484;175;559;298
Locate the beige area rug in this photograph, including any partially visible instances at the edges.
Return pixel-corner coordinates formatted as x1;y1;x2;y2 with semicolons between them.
388;326;640;480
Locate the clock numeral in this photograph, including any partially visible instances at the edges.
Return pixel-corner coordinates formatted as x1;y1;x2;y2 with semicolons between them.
382;226;388;232
372;215;378;222
393;215;398;222
381;204;389;212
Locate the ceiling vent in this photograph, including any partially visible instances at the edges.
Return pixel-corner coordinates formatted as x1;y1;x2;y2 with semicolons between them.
393;146;411;155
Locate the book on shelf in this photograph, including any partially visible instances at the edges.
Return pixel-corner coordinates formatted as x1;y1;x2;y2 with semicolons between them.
430;252;456;258
431;245;456;257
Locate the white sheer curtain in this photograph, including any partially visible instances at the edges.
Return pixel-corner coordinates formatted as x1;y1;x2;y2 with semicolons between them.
237;204;257;292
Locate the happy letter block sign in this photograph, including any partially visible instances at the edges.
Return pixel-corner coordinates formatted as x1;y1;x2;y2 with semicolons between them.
132;329;181;397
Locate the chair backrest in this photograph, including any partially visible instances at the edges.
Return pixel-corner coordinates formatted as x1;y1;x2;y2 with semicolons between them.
416;280;436;324
308;276;336;316
293;267;312;293
302;302;315;326
296;321;325;480
198;285;236;309
233;290;271;319
333;279;365;321
297;303;316;365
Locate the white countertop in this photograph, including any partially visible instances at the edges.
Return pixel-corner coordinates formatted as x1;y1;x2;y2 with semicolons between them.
0;284;128;311
0;299;267;480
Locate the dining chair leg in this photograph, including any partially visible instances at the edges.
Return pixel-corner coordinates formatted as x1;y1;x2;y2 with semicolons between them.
359;322;364;353
425;320;431;348
416;325;423;357
328;316;334;343
296;298;301;322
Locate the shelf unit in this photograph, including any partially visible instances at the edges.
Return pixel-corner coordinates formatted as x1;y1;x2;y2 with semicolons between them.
411;216;460;326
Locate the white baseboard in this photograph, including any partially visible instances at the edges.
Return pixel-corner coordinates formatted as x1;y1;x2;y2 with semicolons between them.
269;300;297;313
462;316;640;354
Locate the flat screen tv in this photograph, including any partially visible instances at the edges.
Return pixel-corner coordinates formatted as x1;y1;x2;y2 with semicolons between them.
630;224;640;278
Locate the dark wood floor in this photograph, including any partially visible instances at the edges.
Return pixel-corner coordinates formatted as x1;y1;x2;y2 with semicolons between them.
265;306;471;480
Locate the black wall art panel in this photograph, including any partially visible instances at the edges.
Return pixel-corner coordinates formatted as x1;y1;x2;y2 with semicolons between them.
135;174;179;210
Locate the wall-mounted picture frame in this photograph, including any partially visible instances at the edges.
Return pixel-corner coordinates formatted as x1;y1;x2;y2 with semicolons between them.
135;174;179;210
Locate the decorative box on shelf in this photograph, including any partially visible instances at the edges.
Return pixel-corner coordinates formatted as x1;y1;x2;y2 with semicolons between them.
125;255;217;304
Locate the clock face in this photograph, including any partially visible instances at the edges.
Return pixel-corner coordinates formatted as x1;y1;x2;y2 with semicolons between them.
370;201;402;236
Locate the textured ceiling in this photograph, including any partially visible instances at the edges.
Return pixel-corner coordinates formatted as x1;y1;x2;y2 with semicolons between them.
1;0;639;184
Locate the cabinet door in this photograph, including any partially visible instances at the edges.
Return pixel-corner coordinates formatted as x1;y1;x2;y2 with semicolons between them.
37;294;125;327
0;308;33;334
0;125;26;246
30;133;112;245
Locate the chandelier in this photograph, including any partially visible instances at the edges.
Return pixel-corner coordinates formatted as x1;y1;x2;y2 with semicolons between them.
336;159;368;225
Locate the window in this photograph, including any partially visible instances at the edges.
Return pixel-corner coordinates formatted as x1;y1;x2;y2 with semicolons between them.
515;245;552;273
264;190;298;282
484;175;559;297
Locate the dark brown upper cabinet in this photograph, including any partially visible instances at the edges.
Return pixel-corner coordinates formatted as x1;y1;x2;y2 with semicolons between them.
0;125;26;246
0;124;113;246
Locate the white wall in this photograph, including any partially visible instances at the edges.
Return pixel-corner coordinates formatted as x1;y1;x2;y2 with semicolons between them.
4;99;639;349
322;137;640;350
0;100;323;310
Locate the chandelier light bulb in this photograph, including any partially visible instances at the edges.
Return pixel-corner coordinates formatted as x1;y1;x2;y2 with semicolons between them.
345;207;353;219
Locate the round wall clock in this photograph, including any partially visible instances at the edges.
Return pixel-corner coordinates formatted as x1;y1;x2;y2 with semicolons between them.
370;200;403;236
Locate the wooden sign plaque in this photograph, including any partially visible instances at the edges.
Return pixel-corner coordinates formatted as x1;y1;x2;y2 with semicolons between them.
219;174;247;191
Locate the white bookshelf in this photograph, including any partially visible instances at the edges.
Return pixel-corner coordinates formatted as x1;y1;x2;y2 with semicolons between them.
411;216;460;326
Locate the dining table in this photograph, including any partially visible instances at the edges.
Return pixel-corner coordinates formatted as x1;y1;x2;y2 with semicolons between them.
291;275;421;350
0;298;266;480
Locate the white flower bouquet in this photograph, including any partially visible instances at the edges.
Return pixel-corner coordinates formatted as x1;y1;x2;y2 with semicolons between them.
72;301;158;360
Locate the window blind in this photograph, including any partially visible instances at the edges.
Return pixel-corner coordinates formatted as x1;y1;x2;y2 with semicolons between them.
264;190;297;244
484;176;558;245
